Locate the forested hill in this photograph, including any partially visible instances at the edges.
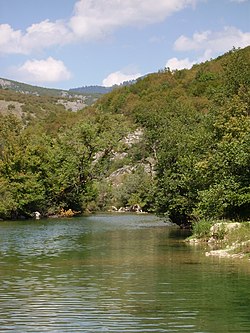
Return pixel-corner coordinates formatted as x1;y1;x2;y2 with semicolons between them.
69;78;138;94
69;85;113;94
0;46;249;225
92;46;250;224
0;77;69;97
0;77;100;100
0;78;103;118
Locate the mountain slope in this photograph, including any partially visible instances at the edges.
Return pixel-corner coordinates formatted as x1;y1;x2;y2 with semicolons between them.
0;46;249;224
91;46;250;224
0;77;103;122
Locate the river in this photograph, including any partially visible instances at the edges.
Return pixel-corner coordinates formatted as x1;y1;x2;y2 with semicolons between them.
0;214;250;332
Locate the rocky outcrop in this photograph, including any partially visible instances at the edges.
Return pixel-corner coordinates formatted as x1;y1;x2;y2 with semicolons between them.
205;238;250;259
0;79;13;88
109;204;145;214
123;128;143;146
0;100;24;118
209;222;241;239
189;222;250;260
57;98;87;111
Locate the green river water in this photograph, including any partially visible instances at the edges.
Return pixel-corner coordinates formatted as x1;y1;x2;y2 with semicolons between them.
0;214;250;332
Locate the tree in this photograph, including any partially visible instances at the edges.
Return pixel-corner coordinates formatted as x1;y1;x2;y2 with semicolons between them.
194;88;250;220
0;115;47;218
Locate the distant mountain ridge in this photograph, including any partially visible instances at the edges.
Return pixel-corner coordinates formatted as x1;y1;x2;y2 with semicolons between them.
69;78;140;94
0;77;71;97
0;77;105;106
0;77;139;98
0;75;139;120
69;85;113;94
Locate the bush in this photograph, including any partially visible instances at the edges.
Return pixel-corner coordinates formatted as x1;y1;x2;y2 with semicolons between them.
192;219;213;239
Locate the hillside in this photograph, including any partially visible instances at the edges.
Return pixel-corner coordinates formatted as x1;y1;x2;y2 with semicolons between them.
93;46;250;223
0;77;99;100
0;77;69;97
0;78;103;124
0;46;249;225
0;77;103;119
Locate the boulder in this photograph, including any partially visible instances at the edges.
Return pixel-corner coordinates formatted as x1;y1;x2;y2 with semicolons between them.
210;222;241;237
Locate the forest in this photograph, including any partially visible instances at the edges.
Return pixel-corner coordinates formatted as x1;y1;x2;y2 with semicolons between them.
0;46;249;228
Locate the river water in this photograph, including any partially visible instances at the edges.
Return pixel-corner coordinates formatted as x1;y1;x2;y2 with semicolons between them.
0;214;250;333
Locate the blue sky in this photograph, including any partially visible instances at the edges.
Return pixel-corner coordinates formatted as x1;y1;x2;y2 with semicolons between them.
0;0;249;89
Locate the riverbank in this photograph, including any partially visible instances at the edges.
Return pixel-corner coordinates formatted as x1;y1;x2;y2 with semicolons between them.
188;221;250;260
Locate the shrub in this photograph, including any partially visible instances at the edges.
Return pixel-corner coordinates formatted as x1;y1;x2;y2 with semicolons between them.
192;219;213;239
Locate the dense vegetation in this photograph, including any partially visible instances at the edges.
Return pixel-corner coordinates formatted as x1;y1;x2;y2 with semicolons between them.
0;77;100;107
0;47;249;226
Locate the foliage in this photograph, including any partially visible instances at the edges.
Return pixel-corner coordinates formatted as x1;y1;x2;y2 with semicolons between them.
0;109;133;218
0;76;101;104
0;116;47;218
226;223;250;245
0;46;249;224
111;166;155;210
191;219;214;239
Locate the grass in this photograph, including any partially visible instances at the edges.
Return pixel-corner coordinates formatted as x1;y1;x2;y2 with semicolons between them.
189;219;250;258
225;223;250;257
191;218;213;239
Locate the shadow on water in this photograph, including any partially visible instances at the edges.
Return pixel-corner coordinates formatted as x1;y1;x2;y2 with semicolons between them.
0;214;250;332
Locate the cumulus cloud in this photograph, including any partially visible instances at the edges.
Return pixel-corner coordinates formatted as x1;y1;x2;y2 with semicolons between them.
70;0;198;39
165;26;250;72
0;0;198;54
165;57;194;70
22;20;72;52
0;24;23;54
0;20;71;55
102;70;141;87
174;26;250;55
16;57;72;83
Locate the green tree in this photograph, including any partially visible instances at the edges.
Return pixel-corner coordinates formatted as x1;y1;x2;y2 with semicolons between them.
0;115;48;218
194;88;250;220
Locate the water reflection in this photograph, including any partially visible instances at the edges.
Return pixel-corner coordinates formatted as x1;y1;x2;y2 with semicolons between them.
0;215;250;332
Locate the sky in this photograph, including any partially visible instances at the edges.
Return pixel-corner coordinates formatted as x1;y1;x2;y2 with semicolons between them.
0;0;249;89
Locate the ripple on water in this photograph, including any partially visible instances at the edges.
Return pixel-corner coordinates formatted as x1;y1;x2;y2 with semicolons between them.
0;215;250;333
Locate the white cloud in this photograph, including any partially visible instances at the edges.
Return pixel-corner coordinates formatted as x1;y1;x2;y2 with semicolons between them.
174;26;250;55
165;26;250;72
22;20;72;52
70;0;198;39
0;24;23;54
102;70;141;87
16;57;72;83
0;0;198;54
0;20;71;55
165;57;195;70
